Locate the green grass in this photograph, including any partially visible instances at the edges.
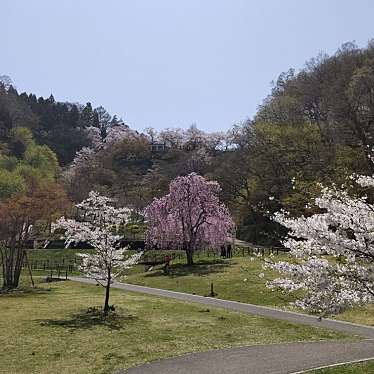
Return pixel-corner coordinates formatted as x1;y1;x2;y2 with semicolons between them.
335;304;374;327
125;255;298;307
21;248;95;277
125;255;374;327
23;249;374;326
0;279;353;374
27;248;94;264
309;360;374;373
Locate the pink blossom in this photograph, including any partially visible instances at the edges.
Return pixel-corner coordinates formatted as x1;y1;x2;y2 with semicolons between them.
144;173;234;265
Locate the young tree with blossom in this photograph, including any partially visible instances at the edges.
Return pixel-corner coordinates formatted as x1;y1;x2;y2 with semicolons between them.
54;191;142;316
144;173;234;265
265;170;374;317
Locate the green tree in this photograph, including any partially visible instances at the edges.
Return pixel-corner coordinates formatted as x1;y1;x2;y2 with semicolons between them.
0;169;25;199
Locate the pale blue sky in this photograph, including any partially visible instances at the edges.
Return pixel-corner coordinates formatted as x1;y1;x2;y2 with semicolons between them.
3;0;374;132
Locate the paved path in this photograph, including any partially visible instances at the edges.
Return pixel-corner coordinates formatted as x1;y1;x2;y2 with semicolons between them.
70;276;374;338
233;238;256;248
70;277;374;373
118;340;374;374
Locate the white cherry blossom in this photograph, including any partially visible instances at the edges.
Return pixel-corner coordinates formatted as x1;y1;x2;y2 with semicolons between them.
54;191;142;315
266;167;374;316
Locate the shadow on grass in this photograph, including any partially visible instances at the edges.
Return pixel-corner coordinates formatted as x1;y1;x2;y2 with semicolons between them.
145;258;230;278
0;286;52;298
40;307;137;331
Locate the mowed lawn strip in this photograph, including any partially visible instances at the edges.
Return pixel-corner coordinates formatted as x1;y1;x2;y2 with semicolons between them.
124;255;299;307
28;248;94;263
0;280;352;374
26;249;374;327
124;255;374;327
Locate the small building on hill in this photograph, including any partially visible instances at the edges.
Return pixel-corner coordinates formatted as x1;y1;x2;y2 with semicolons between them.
150;143;167;152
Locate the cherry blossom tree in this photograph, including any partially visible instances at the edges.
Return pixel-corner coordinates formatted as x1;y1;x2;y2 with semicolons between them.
104;124;138;146
144;173;234;265
63;124;140;200
265;170;374;316
54;191;142;316
85;124;138;150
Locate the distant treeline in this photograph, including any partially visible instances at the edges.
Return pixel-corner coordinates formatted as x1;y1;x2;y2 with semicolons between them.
1;40;374;245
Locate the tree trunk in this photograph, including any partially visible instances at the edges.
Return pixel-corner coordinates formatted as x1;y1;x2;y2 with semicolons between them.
103;272;111;317
186;249;194;266
2;247;24;290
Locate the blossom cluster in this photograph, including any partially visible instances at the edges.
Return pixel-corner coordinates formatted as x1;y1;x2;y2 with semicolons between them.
54;191;141;283
144;173;234;251
266;172;374;315
63;125;139;183
86;125;138;150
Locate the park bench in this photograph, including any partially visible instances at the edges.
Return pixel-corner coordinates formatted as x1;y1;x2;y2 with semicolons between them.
142;254;172;274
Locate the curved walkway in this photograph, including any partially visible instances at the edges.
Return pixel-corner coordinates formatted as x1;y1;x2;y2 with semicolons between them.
70;277;374;373
119;340;374;374
70;276;374;338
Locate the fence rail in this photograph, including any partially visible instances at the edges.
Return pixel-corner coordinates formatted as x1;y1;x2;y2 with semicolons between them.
141;245;289;264
22;259;78;274
22;245;289;274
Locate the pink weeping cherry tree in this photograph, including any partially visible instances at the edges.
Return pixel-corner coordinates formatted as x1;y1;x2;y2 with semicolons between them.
144;173;234;265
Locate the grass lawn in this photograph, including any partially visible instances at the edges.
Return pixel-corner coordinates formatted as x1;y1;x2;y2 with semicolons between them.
125;254;299;307
0;279;352;374
309;360;374;373
335;304;374;327
23;249;374;327
125;255;374;327
27;248;94;268
21;248;95;277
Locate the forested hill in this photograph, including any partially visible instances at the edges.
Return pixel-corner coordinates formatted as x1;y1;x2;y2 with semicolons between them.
1;40;374;245
0;81;128;165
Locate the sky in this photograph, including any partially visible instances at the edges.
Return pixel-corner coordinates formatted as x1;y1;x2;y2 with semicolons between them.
3;0;374;133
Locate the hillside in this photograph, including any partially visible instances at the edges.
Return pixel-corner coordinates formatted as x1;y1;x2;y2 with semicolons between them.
1;40;374;244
